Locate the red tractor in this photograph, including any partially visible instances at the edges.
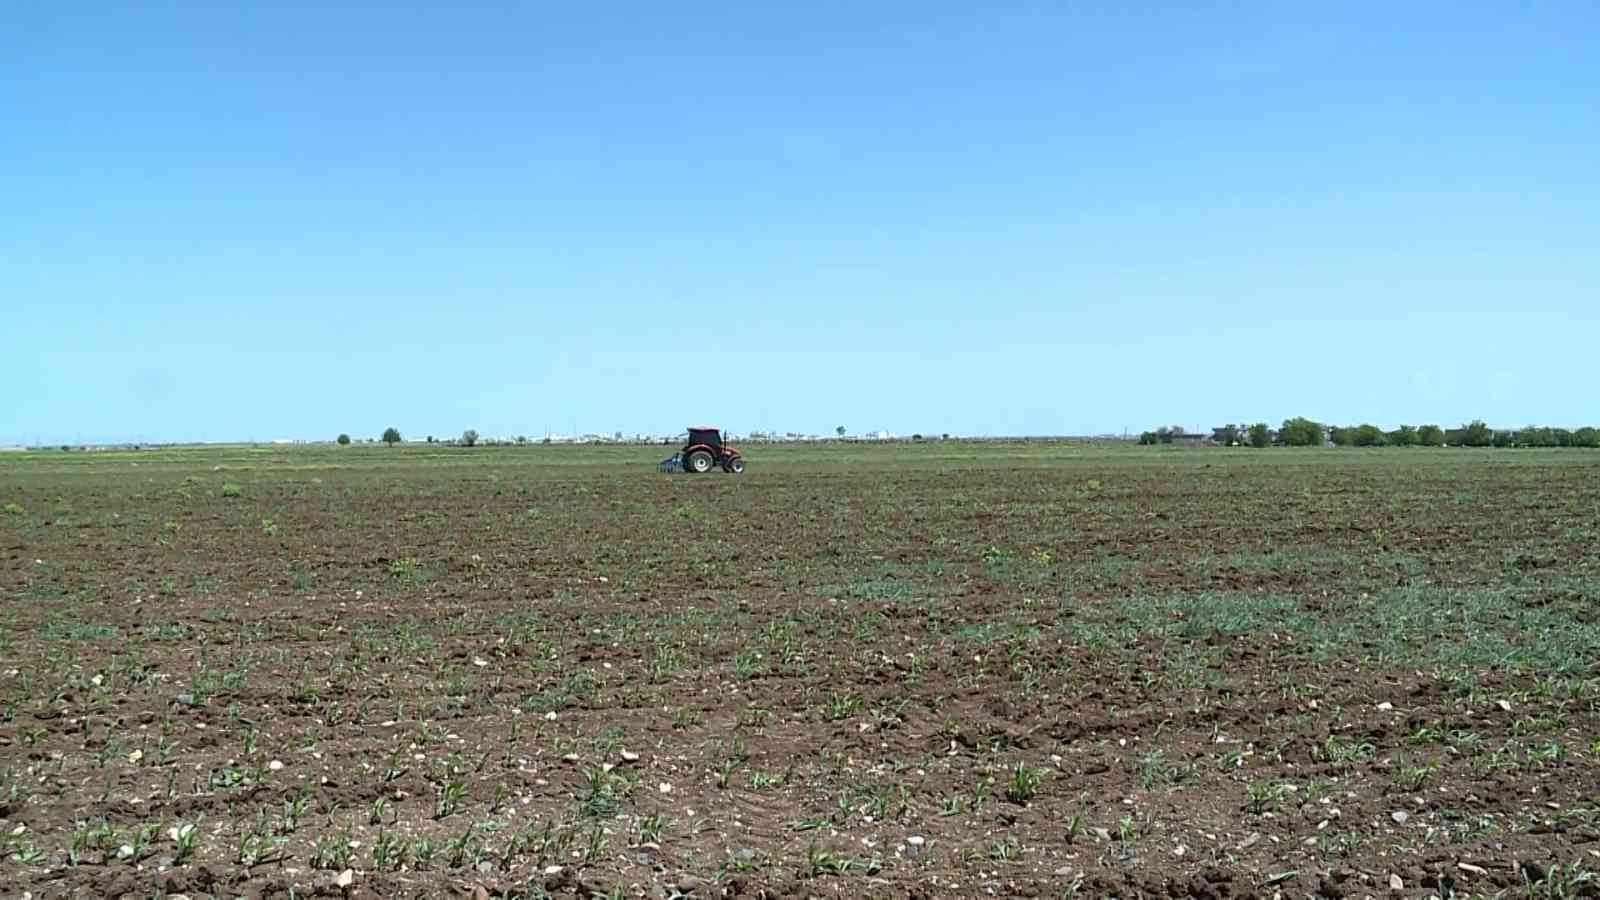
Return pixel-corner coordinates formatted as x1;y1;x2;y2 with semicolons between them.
676;427;745;474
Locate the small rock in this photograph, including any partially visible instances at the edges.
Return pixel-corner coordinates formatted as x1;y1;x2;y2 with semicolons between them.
476;860;495;874
174;694;197;707
335;869;354;888
659;782;673;794
1497;699;1513;712
543;865;564;876
1054;866;1074;877
1391;811;1409;825
1376;702;1393;711
1458;862;1487;877
671;875;705;894
1389;874;1404;891
544;711;558;721
268;760;284;771
1237;832;1261;850
621;749;640;763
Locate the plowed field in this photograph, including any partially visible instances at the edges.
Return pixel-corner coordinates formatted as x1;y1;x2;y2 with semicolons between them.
3;443;1597;898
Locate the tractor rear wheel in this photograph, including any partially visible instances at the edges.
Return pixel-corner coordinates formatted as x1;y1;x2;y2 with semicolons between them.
727;457;745;474
686;450;714;474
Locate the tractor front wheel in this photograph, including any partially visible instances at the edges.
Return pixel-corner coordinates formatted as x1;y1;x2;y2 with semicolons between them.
726;457;746;474
686;450;715;474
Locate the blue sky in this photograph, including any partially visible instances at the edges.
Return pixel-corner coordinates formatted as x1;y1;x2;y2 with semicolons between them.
4;2;1597;443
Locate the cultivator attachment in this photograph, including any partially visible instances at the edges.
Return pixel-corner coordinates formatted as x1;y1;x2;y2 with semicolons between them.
659;453;682;473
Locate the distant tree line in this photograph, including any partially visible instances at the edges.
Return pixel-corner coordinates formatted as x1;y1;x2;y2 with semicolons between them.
1138;426;1184;445
333;428;541;447
1141;419;1600;448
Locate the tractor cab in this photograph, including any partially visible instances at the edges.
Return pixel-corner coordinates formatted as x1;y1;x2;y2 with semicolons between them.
676;427;745;474
686;427;724;450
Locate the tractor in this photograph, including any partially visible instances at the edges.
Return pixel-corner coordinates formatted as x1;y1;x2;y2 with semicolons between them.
664;427;745;474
